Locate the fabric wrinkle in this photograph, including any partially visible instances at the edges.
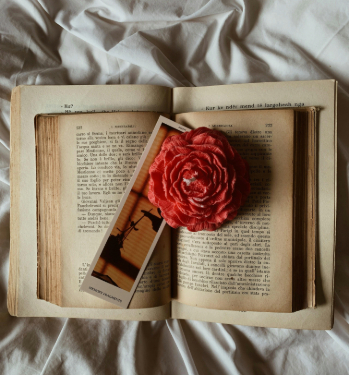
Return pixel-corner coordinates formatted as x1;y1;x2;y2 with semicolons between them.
1;0;349;374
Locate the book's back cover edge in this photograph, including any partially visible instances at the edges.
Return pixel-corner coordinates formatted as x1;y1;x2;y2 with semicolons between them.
171;301;333;330
171;79;337;330
331;80;338;330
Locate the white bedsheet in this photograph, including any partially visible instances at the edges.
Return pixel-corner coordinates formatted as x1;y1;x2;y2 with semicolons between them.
1;0;349;373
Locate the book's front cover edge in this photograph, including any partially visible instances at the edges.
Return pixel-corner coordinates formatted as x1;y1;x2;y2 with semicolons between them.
7;86;22;317
15;303;171;321
10;84;173;319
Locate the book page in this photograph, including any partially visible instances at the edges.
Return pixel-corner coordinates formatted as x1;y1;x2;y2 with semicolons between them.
80;117;185;308
173;110;294;313
11;84;172;320
172;80;336;329
59;112;172;309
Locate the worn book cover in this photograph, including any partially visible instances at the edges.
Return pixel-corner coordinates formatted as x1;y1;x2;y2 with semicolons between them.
8;80;337;329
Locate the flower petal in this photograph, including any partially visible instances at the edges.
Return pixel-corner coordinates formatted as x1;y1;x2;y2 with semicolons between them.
148;127;250;232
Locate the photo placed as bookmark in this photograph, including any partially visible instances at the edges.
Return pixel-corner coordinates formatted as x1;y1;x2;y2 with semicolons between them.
80;116;189;308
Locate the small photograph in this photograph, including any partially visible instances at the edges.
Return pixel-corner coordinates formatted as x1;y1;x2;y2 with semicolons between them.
93;124;181;292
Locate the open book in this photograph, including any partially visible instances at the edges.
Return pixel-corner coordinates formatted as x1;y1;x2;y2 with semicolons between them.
8;81;337;329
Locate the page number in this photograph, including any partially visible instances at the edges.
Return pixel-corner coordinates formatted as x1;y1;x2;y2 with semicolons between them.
265;124;272;127
76;126;82;129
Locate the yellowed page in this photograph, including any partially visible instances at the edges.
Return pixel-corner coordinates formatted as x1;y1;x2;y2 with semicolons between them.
173;110;294;313
59;112;171;309
36;116;62;305
10;84;172;320
172;80;336;329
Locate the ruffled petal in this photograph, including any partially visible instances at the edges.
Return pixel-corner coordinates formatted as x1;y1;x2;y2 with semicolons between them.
148;127;250;232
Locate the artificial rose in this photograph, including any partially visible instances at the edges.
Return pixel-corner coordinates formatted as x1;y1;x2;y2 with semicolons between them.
148;127;250;232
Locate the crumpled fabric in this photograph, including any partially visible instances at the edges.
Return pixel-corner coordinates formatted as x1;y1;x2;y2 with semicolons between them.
1;0;349;374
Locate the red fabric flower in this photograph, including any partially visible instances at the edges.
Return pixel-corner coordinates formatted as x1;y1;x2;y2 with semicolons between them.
148;127;250;232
